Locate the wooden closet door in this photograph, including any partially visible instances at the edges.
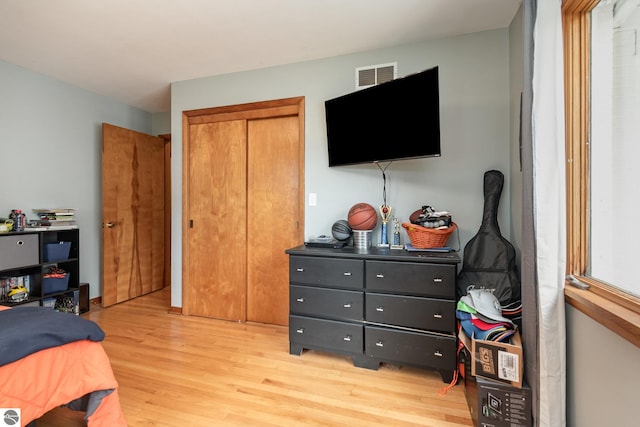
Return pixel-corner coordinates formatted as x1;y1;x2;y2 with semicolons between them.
247;116;300;325
186;120;247;320
183;97;305;324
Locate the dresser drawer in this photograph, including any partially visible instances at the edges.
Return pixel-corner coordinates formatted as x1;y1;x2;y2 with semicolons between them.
365;293;455;333
289;256;364;289
364;325;456;371
290;285;363;320
365;260;456;298
290;315;363;354
0;233;39;271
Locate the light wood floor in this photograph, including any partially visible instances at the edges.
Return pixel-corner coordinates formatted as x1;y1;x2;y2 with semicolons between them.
37;288;473;426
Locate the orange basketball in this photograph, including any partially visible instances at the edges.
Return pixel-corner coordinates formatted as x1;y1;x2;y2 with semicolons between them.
348;203;378;230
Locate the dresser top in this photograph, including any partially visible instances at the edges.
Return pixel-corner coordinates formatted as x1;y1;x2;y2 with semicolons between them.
285;244;460;264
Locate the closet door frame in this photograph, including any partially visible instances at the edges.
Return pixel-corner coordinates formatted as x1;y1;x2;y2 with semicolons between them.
181;97;305;318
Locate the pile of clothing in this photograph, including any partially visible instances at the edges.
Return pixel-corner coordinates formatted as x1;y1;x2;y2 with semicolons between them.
456;289;517;342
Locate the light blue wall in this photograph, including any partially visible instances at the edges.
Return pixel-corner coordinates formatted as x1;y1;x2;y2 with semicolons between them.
509;5;524;263
171;29;512;307
0;59;152;299
566;306;640;426
152;112;171;135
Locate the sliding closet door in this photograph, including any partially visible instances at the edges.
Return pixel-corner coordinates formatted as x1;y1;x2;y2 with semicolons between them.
186;120;247;320
183;97;305;324
247;116;301;325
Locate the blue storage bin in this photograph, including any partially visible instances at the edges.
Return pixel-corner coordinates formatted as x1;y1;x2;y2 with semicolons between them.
43;274;70;294
43;241;71;262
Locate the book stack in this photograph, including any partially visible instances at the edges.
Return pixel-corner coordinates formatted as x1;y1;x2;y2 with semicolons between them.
32;208;78;229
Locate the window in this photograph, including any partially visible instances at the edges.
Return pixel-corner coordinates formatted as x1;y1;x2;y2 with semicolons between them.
590;0;640;298
563;0;640;347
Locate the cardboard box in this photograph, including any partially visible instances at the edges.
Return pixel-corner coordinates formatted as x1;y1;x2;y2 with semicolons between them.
471;330;524;388
462;347;532;427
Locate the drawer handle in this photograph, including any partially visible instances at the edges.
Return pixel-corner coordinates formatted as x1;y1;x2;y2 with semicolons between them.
296;268;304;272
433;277;443;283
433;313;442;319
296;297;305;303
376;274;384;278
375;341;384;347
434;350;443;357
296;328;304;334
343;335;352;342
343;303;352;308
375;306;384;312
343;272;352;276
16;240;24;246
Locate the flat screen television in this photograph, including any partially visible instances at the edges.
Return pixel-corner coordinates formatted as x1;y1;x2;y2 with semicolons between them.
325;66;441;167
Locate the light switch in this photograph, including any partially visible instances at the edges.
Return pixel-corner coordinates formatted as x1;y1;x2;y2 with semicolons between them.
309;193;317;206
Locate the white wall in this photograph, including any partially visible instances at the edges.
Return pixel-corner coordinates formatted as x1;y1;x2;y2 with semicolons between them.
171;29;512;307
0;59;153;300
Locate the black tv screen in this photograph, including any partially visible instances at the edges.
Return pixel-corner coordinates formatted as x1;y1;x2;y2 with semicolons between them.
325;66;441;167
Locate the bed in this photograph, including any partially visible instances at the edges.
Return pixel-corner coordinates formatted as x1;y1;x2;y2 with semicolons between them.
0;305;127;426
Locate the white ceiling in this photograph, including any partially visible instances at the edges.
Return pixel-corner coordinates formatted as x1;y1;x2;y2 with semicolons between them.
0;0;521;113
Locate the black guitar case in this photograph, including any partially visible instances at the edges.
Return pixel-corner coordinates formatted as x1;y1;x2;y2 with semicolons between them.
456;170;520;306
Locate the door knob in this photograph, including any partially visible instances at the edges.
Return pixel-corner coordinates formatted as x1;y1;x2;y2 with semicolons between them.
104;222;115;228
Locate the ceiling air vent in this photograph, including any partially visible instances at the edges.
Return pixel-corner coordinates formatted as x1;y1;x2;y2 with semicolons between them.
355;62;397;90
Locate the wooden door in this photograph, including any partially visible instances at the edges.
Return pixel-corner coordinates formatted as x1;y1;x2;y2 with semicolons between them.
247;116;301;325
183;97;305;325
102;123;166;307
186;120;247;320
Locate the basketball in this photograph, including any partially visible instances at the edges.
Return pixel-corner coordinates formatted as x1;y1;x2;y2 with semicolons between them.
331;219;352;241
348;203;378;230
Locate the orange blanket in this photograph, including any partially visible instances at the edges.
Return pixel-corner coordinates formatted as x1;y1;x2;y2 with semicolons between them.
0;339;127;426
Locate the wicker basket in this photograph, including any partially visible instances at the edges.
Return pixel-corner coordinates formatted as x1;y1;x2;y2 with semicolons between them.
402;222;457;248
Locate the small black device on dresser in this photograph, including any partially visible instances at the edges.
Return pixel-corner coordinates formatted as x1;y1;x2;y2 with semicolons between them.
304;235;348;249
285;244;461;383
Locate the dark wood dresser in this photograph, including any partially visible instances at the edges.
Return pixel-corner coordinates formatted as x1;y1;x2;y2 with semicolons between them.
285;244;460;383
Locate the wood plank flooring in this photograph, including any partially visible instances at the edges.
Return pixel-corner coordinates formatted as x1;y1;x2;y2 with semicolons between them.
37;288;473;426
